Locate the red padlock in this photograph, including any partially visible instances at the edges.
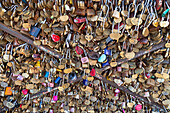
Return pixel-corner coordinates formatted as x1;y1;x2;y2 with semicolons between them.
74;18;86;23
145;73;151;79
51;34;60;42
156;0;162;10
75;46;84;55
90;68;96;76
20;104;22;108
22;89;28;95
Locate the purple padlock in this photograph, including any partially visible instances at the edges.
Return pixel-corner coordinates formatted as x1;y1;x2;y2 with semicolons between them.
17;75;24;81
117;66;122;72
53;91;58;101
70;108;75;112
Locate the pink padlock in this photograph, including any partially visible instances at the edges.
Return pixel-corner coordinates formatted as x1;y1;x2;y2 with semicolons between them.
17;75;24;81
42;83;47;87
81;57;89;64
48;83;54;87
49;109;53;113
115;88;120;94
53;91;58;101
117;66;122;72
22;89;28;95
135;104;142;111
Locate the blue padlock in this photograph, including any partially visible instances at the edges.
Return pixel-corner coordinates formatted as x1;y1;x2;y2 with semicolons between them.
44;71;49;78
83;79;88;86
104;48;111;56
106;37;113;45
29;25;41;37
101;59;110;67
22;0;27;3
98;54;106;63
55;77;61;84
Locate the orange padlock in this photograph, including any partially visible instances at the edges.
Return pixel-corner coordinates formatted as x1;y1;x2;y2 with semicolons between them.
5;87;12;95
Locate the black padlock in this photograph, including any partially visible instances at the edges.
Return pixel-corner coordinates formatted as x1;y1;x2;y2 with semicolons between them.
69;72;77;81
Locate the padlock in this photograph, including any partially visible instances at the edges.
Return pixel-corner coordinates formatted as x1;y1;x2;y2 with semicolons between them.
55;77;61;84
44;71;49;78
22;89;28;95
5;87;12;95
83;79;88;86
112;6;121;18
29;23;41;37
90;68;95;76
0;91;5;96
74;17;86;23
69;72;77;81
53;91;58;101
75;46;84;55
51;34;60;42
98;54;106;63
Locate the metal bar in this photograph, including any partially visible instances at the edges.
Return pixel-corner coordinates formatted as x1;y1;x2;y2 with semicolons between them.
0;22;62;59
94;74;165;112
30;75;83;99
101;41;166;72
117;42;166;65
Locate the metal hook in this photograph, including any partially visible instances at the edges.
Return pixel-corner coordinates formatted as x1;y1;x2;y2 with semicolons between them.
134;3;141;17
127;3;133;18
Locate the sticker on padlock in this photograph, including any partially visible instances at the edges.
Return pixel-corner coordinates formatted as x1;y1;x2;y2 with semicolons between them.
81;57;89;64
5;87;12;95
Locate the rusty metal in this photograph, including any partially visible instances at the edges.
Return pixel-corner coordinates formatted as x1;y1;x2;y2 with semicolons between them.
117;42;166;65
101;41;166;72
30;75;84;99
0;22;62;59
94;74;165;112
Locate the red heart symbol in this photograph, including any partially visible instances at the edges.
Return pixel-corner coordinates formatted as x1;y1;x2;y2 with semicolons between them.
51;34;60;42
